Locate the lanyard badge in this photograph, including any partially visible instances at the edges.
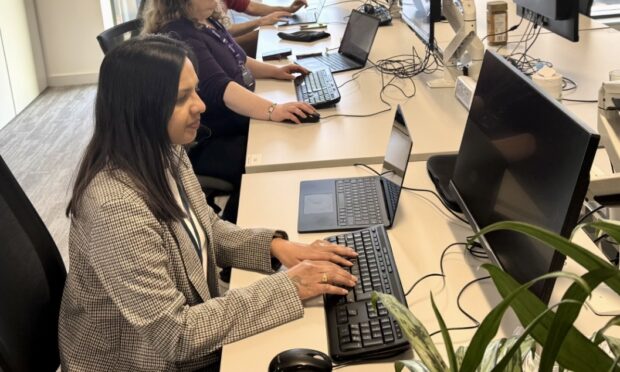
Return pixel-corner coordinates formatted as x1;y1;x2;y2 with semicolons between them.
205;22;255;90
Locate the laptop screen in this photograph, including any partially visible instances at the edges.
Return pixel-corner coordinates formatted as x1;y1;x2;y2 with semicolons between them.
380;106;413;222
339;10;381;63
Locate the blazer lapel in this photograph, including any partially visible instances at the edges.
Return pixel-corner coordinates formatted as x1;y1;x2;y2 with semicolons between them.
170;221;211;301
178;152;221;297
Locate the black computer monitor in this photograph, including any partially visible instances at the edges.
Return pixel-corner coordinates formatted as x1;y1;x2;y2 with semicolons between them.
515;0;580;41
449;50;599;303
400;0;441;50
579;0;594;16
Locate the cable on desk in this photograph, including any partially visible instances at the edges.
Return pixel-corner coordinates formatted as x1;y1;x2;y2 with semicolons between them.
402;240;491;337
563;98;598;103
320;107;392;120
481;16;524;43
337;65;375;89
401;186;470;224
404;242;467;296
577;204;605;225
428;275;491;338
324;0;363;7
353;163;390;176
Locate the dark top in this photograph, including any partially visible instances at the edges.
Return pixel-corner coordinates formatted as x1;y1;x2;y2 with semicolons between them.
162;18;255;137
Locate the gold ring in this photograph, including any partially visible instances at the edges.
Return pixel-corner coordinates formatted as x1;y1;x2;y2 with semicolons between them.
321;273;328;284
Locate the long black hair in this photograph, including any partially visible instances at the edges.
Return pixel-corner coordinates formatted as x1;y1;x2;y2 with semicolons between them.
67;35;197;221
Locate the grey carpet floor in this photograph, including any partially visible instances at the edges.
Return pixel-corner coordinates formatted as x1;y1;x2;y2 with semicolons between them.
0;85;97;264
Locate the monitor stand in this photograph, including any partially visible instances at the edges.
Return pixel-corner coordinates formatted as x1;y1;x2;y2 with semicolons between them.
428;0;484;88
426;154;462;212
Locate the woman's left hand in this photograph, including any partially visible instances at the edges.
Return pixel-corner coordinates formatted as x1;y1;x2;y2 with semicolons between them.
271;238;359;269
273;64;310;80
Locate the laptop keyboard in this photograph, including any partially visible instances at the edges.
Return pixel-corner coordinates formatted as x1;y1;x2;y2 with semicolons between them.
323;225;409;361
336;177;384;227
383;179;401;210
314;54;360;71
295;69;341;109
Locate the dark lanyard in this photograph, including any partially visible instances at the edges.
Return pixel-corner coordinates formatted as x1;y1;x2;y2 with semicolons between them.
176;180;203;262
204;19;245;67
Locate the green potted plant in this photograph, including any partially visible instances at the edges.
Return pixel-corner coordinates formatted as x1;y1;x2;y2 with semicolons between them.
372;220;620;371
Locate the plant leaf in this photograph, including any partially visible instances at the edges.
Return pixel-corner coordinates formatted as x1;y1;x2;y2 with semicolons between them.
579;220;620;246
594;316;620;345
430;293;457;372
540;268;619;370
492;301;580;372
372;292;447;372
609;353;620;372
395;359;432;372
481;338;505;371
455;346;467;370
487;264;618;371
459;265;586;372
605;335;620;359
468;221;620;296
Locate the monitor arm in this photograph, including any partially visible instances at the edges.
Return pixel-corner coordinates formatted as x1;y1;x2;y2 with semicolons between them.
588;81;620;220
428;0;485;88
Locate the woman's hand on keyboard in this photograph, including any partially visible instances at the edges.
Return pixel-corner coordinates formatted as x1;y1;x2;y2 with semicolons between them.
271;238;358;268
273;64;310;80
286;260;357;300
259;11;292;26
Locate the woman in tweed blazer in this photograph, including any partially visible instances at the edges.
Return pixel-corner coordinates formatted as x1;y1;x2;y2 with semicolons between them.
59;35;357;371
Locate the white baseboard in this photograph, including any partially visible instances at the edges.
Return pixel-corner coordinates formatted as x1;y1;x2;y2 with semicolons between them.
47;72;98;87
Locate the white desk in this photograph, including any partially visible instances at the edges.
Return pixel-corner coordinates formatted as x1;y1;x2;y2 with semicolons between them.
247;10;619;174
500;27;620;131
248;21;468;173
219;162;617;371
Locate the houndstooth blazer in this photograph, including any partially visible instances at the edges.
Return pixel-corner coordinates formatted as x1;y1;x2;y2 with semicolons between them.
59;151;304;371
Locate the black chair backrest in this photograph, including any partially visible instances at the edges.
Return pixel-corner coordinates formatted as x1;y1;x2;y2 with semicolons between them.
0;155;67;372
96;18;143;54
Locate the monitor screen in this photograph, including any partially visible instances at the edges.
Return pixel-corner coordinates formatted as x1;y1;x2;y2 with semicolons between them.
515;0;580;41
450;50;599;303
401;0;440;50
339;10;381;62
381;106;413;221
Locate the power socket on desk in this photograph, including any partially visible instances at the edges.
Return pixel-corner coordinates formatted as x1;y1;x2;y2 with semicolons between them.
454;76;476;110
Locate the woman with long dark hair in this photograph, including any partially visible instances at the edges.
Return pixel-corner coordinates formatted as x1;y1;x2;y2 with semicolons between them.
59;35;356;371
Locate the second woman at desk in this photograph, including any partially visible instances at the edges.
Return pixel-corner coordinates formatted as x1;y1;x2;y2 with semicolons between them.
143;0;315;223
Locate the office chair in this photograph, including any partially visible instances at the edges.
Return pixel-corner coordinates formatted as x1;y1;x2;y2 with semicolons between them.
96;18;143;54
0;155;67;372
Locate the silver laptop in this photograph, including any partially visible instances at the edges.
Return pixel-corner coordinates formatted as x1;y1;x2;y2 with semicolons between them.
295;10;381;73
298;105;412;233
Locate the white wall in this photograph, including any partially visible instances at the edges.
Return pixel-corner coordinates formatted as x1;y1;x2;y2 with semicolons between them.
35;0;105;86
0;0;46;129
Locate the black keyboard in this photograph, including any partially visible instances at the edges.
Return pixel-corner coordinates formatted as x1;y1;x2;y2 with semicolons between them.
336;177;384;227
358;5;392;26
294;68;341;109
323;225;409;362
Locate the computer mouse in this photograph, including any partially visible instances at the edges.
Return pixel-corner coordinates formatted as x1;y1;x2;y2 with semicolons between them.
285;112;321;124
268;348;333;372
363;3;375;14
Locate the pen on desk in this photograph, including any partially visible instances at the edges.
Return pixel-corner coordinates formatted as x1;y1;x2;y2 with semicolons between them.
296;52;323;59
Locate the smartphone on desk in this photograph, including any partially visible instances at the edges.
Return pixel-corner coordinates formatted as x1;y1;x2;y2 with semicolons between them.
300;23;327;30
261;48;293;61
